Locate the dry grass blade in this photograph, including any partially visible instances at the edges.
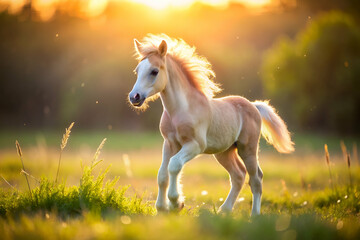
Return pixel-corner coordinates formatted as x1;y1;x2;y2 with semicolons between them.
347;153;353;187
325;144;330;165
21;170;40;183
1;174;17;190
56;122;75;183
340;140;347;163
61;122;74;150
15;140;23;157
324;144;334;191
15;140;32;197
92;138;107;166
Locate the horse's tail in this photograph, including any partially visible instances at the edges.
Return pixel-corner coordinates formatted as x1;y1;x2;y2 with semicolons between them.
253;101;295;154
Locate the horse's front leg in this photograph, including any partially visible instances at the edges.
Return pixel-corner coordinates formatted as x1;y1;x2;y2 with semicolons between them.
156;140;177;212
167;140;201;211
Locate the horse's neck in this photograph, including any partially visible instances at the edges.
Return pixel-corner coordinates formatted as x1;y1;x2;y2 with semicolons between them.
160;59;193;116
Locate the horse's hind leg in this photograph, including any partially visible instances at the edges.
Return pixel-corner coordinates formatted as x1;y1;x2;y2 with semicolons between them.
214;146;246;213
237;142;263;216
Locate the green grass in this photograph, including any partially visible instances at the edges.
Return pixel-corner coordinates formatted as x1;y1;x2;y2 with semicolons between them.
0;130;359;239
0;162;154;219
0;130;163;150
1;129;358;152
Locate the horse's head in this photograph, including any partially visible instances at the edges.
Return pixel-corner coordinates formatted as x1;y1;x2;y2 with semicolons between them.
129;39;168;108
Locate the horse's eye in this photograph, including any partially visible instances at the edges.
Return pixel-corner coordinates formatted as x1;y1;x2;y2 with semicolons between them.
150;69;159;77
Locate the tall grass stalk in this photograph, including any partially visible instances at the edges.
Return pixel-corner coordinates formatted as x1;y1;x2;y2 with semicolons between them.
340;140;347;164
15;140;31;197
347;153;353;188
122;154;133;178
92;138;107;167
324;144;335;191
56;122;74;183
0;175;16;190
20;169;40;183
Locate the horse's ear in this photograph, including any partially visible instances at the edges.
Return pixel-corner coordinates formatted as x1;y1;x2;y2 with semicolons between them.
134;39;143;55
158;40;167;57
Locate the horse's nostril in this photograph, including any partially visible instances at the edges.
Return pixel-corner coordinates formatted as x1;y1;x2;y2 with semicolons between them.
134;93;140;101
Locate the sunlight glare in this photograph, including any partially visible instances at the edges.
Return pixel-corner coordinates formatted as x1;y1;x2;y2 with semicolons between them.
130;0;271;10
131;0;194;10
33;0;56;21
200;0;228;8
239;0;271;7
87;0;108;17
1;0;273;19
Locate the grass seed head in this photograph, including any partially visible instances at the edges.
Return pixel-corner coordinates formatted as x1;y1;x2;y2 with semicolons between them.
347;153;351;168
61;122;74;150
340;140;347;162
15;140;23;157
324;144;330;165
93;138;107;164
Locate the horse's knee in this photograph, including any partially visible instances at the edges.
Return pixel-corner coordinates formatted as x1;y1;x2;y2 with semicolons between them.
168;158;182;175
245;162;258;177
231;170;246;187
157;171;168;188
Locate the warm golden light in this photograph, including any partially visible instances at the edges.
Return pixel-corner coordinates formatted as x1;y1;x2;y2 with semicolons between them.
132;0;193;10
3;0;26;14
0;0;272;20
131;0;271;10
240;0;272;7
87;0;108;16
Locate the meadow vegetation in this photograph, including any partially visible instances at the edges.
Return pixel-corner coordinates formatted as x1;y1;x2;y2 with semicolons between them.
0;129;359;239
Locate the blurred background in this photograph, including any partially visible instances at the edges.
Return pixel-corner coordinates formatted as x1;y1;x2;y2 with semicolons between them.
0;0;359;135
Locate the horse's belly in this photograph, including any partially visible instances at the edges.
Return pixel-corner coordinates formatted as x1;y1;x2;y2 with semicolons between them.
204;123;240;154
203;142;229;154
203;101;241;154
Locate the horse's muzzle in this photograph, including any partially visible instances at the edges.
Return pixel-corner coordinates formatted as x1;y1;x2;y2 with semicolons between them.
129;92;145;107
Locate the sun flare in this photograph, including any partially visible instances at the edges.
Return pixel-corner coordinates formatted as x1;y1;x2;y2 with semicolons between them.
131;0;271;10
1;0;273;20
132;0;194;10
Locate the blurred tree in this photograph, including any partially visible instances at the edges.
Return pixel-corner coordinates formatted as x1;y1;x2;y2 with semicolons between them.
296;0;360;16
262;11;360;135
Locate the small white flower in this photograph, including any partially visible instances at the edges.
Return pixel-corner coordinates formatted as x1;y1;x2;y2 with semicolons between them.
237;197;245;202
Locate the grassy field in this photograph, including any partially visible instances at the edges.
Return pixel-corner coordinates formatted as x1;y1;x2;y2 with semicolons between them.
0;129;359;239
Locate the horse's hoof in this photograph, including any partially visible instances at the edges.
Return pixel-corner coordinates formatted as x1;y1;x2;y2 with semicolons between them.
156;206;169;213
217;206;232;215
169;202;184;212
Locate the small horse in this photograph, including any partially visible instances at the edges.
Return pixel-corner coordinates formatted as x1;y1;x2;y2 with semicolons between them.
128;34;294;215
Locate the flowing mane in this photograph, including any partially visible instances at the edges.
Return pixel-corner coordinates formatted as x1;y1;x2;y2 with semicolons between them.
135;34;222;98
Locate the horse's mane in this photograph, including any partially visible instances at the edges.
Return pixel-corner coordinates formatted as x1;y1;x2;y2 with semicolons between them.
135;34;222;98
